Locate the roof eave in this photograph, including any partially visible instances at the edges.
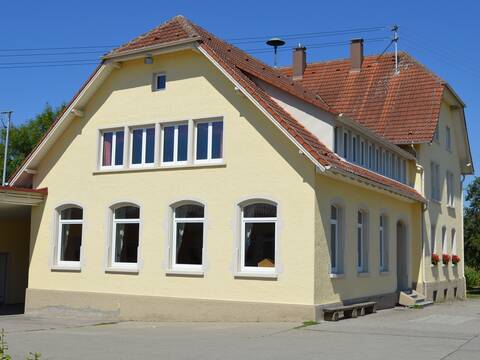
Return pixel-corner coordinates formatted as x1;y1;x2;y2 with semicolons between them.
102;37;202;61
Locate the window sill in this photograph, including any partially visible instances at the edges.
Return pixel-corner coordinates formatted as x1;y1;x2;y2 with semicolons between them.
93;162;226;175
234;272;278;280
356;272;370;278
429;199;442;206
329;273;344;279
379;271;390;276
447;205;456;210
51;265;81;272
165;269;204;277
105;266;139;274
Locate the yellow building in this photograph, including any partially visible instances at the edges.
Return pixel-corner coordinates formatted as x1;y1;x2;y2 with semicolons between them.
0;16;473;321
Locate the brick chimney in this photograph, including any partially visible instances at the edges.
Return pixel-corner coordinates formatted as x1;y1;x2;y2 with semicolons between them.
350;38;364;71
292;45;306;80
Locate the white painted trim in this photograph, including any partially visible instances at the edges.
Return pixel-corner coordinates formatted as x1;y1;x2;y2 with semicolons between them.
197;46;326;173
10;64;111;186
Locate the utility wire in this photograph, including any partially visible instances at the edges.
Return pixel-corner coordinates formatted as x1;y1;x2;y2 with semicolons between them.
0;45;117;52
0;62;99;70
0;58;99;66
0;50;107;58
226;26;387;42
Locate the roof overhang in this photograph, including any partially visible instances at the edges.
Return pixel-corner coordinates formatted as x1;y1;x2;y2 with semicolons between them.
102;37;201;62
0;186;47;206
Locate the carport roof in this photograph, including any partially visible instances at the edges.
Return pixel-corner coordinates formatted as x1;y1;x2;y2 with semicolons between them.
0;186;47;206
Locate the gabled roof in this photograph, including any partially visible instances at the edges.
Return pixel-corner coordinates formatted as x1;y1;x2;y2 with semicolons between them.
279;53;446;144
10;15;425;203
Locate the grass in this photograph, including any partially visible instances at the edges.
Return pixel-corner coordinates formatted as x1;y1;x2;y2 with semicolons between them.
294;320;319;329
467;288;480;299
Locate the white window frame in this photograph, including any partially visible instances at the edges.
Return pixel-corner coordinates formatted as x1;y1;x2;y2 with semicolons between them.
100;129;124;170
111;205;140;270
446;126;452;152
130;126;156;168
171;203;205;271
55;206;83;268
357;210;367;273
194;120;224;164
379;215;387;272
153;73;167;91
431;162;440;201
446;171;455;207
330;205;339;274
161;122;189;166
240;202;277;275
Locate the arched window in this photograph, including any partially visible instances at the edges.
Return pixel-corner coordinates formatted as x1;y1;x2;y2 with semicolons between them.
240;202;277;273
330;205;343;274
111;205;140;268
171;203;205;270
357;210;368;273
379;214;388;272
56;206;83;267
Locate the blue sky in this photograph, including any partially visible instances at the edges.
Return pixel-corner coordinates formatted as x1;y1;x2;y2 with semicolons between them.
1;0;478;184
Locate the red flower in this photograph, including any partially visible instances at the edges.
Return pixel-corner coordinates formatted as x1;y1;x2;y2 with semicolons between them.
442;254;451;265
452;255;461;264
431;253;440;265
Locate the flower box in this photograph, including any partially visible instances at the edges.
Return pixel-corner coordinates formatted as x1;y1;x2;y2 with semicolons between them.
452;255;461;265
431;253;440;265
442;254;451;265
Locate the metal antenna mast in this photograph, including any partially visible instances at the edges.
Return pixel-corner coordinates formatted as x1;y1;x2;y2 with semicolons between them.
391;25;399;74
0;111;13;186
266;37;286;68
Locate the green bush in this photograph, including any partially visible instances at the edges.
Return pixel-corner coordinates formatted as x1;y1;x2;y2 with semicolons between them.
465;266;480;289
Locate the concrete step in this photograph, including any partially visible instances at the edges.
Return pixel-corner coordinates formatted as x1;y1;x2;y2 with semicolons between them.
398;290;430;307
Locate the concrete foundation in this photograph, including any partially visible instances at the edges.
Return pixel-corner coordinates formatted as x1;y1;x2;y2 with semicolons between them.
419;277;466;302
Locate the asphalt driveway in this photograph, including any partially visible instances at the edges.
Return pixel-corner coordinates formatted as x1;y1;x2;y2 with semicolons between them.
1;300;480;359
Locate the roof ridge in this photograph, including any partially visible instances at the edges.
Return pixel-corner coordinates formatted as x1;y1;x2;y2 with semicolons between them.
189;21;333;112
174;15;201;38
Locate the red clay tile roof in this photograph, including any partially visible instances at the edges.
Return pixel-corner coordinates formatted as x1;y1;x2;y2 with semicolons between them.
0;186;48;195
11;15;425;202
279;53;446;144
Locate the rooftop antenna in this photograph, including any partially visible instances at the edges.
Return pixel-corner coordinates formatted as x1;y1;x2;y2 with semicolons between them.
391;25;399;74
266;37;285;68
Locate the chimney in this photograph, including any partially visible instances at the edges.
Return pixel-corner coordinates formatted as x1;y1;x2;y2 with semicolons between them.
292;45;306;80
350;38;364;71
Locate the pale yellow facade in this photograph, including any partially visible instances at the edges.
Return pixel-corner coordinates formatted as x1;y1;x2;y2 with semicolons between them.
0;44;469;320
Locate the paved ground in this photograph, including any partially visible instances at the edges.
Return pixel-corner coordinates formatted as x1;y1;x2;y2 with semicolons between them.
1;300;480;359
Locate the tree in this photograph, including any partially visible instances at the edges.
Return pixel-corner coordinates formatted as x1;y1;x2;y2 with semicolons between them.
0;103;65;183
464;176;480;270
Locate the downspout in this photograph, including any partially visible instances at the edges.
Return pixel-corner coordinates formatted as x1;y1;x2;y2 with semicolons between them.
416;163;427;295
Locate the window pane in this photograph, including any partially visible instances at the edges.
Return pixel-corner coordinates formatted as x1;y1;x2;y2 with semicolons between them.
357;211;363;224
163;126;175;162
330;223;337;269
244;222;275;268
115;223;139;263
102;132;113;166
330;205;337;220
145;128;155;163
60;223;82;262
175;204;204;218
61;207;83;220
115;131;124;166
244;203;276;218
176;222;203;265
115;206;140;219
156;74;166;90
196;123;209;160
380;229;384;268
177;124;188;162
357;227;362;268
211;121;223;159
132;129;143;164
